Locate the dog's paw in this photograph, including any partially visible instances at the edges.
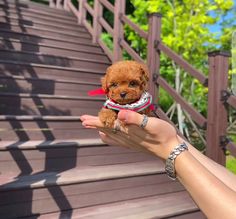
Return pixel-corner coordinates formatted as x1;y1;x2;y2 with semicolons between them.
99;108;117;128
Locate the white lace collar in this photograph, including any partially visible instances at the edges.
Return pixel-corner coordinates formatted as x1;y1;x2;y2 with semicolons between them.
103;91;153;112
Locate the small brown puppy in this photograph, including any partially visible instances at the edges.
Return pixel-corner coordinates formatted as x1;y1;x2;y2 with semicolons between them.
99;60;153;128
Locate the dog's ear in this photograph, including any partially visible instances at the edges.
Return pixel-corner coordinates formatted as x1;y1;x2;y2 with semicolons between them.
101;76;108;93
140;64;149;90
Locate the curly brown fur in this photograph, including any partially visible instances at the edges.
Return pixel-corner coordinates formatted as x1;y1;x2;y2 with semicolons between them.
99;60;150;128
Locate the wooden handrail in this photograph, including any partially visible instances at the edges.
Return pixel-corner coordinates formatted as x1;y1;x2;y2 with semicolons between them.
84;2;94;16
83;19;93;35
157;42;208;86
67;1;78;18
120;39;144;63
98;38;113;61
120;14;148;40
156;76;207;128
99;0;114;13
98;17;114;35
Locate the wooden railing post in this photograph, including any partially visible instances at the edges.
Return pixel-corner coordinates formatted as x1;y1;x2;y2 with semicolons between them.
113;0;126;62
63;0;69;10
56;0;62;9
93;0;103;44
78;0;87;25
49;0;55;8
147;13;162;105
206;51;230;165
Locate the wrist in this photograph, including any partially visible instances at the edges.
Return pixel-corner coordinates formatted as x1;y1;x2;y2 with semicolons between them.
162;136;182;160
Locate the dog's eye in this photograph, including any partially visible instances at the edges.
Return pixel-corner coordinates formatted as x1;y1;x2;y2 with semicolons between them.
110;82;118;88
129;80;138;87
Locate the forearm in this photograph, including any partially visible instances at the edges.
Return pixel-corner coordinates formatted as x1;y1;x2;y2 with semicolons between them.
175;150;236;219
178;136;236;192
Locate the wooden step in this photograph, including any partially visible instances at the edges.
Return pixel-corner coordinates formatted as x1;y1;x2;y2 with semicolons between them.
0;93;104;115
0;0;73;16
0;15;87;33
0;49;110;71
0;29;103;52
0;114;103;141
0;38;110;62
0;4;77;22
0;159;165;189
0;23;92;41
0;75;101;96
0;161;185;219
0;60;105;82
0;138;157;174
24;192;204;219
0;11;79;28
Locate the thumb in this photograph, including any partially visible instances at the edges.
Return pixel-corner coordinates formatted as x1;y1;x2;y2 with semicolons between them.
118;110;144;126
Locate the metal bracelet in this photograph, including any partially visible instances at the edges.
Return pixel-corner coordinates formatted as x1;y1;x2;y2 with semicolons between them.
165;142;188;180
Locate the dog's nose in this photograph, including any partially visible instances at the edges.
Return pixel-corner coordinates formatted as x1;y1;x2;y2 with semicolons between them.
120;92;127;98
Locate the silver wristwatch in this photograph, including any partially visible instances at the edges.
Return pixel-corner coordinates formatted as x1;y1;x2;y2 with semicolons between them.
165;142;188;180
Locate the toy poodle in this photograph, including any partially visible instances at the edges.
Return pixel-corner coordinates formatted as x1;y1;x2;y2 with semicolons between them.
98;60;153;128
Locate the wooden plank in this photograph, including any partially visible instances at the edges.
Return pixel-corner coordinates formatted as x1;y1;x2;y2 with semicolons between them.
0;50;110;70
120;39;144;63
98;38;113;62
0;24;92;40
0;7;76;22
17;191;198;219
0;76;101;96
0;0;73;16
0;68;103;85
0;175;183;219
120;14;148;40
0;174;170;205
156;76;207;128
0;127;100;141
0;21;88;37
0;39;109;62
83;20;94;36
0;28;101;49
0;150;156;174
0;62;104;82
168;211;206;219
0;138;105;150
0;15;86;32
0;160;165;189
67;1;79;19
84;2;94;16
158;42;208;86
0;12;78;27
99;0;114;13
98;17;114;36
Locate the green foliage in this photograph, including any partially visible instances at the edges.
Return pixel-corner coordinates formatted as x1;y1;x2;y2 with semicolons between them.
226;156;236;174
126;0;235;148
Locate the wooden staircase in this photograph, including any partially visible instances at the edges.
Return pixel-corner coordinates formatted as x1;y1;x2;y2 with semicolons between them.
0;1;206;218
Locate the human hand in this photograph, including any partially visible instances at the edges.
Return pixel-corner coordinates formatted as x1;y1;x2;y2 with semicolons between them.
81;110;182;160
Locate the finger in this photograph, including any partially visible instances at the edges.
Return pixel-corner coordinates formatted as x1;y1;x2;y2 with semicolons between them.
80;115;98;122
81;115;104;128
118;110;149;130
